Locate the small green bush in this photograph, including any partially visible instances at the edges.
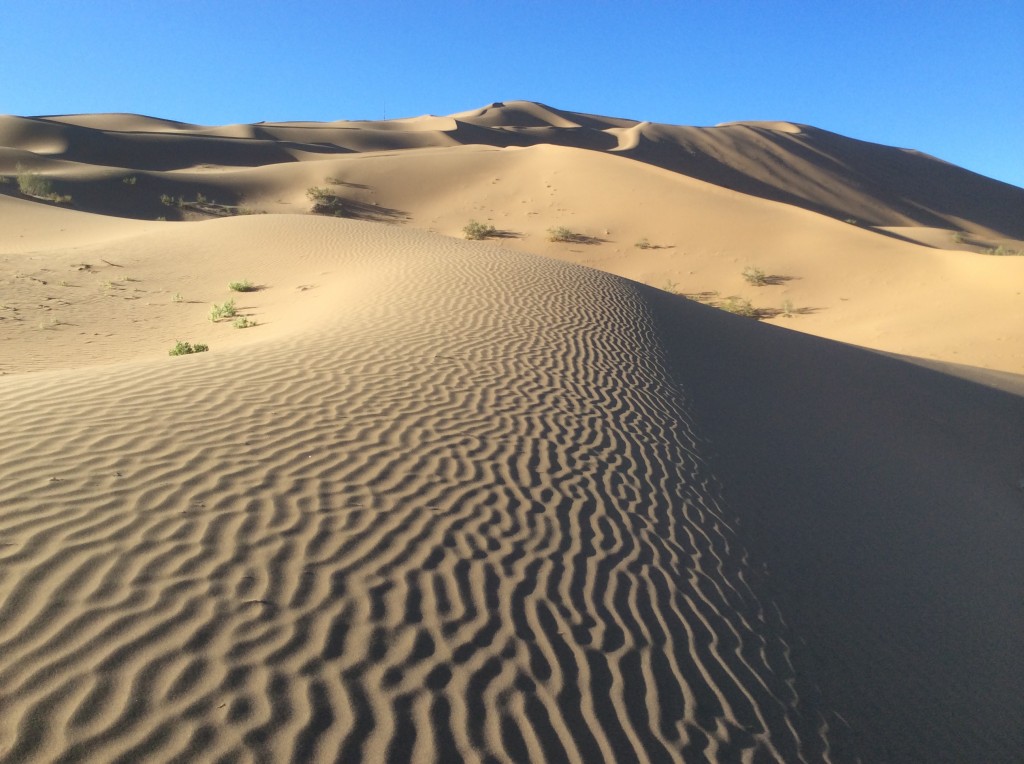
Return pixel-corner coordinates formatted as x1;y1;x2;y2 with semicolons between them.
986;245;1022;256
169;340;209;356
209;299;237;322
635;237;652;249
233;316;257;329
229;279;256;292
463;220;497;240
718;297;757;317
123;176;137;185
16;170;71;203
548;226;580;243
742;266;768;286
17;171;52;198
307;186;345;215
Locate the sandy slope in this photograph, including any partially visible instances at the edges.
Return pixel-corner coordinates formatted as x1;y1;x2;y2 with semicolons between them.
0;211;1021;762
1;215;832;762
3;102;1023;375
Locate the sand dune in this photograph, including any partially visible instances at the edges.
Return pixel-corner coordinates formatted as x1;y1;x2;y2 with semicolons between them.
1;106;1022;761
2;217;832;761
3;101;1022;375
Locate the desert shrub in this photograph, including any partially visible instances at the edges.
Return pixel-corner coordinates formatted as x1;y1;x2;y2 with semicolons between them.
952;231;967;244
16;170;71;203
169;340;209;356
209;299;237;322
781;299;795;317
986;245;1022;256
548;226;580;243
160;194;174;206
463;220;496;240
718;297;757;317
17;171;52;198
233;316;257;329
123;176;137;185
229;279;256;292
307;186;345;215
742;266;768;286
635;237;652;249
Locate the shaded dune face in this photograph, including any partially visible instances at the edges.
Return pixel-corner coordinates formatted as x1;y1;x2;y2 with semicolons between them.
646;288;1024;763
0;228;837;762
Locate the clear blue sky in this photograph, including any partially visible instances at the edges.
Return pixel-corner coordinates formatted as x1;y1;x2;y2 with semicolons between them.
4;1;1023;187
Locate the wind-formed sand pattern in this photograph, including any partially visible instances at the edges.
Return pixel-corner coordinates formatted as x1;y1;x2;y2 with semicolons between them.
1;104;1022;762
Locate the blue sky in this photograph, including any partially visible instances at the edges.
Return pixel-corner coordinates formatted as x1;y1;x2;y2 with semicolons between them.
4;1;1022;187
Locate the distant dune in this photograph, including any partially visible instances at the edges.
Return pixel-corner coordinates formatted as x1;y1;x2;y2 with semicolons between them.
1;104;1021;762
3;100;1022;375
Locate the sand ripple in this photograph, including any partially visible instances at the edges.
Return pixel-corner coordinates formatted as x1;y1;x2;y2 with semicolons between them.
0;222;834;762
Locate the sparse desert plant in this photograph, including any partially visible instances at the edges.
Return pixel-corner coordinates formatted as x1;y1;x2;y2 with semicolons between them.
17;170;52;198
229;279;257;292
233;316;257;329
781;299;795;317
195;192;207;204
209;299;237;322
635;237;652;249
122;175;137;185
952;231;967;244
718;297;758;317
169;340;209;356
548;226;579;243
160;194;174;206
307;186;345;215
742;266;768;286
463;220;497;240
16;170;71;203
986;245;1023;256
172;292;184;303
663;279;680;295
